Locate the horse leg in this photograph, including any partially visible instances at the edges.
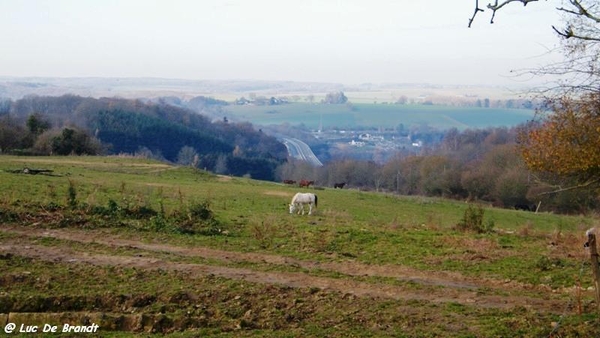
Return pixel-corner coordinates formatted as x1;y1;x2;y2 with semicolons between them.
308;203;313;215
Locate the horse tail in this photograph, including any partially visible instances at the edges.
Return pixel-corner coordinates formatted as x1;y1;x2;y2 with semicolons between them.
314;194;318;207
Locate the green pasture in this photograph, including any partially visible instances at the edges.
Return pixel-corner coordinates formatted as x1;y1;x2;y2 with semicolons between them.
0;155;593;288
224;103;535;129
2;155;599;336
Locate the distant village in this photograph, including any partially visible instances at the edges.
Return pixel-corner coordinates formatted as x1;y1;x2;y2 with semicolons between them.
311;127;427;162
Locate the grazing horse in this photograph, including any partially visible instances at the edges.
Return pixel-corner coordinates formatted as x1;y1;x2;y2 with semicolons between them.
298;180;314;188
283;179;296;185
333;182;346;189
289;192;318;215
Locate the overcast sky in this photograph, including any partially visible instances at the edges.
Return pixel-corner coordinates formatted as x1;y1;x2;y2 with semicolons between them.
0;0;563;86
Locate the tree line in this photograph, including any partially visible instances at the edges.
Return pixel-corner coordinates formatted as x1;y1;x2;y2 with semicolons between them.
278;126;599;214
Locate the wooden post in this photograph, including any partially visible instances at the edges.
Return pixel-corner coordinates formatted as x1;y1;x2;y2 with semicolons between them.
589;233;600;313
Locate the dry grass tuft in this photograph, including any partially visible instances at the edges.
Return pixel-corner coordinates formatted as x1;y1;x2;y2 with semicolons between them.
321;209;353;223
441;236;500;254
249;215;280;249
389;215;401;231
517;221;535;237
424;212;442;231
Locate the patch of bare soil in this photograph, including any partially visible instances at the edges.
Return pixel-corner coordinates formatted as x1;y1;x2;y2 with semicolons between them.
263;190;292;197
0;226;571;314
216;175;232;182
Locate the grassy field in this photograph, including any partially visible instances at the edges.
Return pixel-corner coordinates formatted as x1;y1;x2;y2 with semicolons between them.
0;155;599;337
224;103;534;130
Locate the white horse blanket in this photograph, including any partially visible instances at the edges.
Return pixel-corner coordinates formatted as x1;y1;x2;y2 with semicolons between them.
289;192;318;215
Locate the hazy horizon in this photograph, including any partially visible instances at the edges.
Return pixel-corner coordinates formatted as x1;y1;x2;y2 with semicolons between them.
1;1;563;87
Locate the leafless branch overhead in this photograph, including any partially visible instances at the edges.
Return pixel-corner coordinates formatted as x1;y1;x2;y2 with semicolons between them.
557;0;600;23
468;0;485;28
552;24;600;41
488;0;540;24
469;0;540;26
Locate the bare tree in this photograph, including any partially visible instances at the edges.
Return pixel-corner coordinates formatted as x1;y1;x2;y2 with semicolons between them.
548;1;600;95
473;1;600;196
470;0;600;95
176;146;198;166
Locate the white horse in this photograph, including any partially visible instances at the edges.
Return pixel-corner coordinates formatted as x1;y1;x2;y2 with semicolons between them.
289;192;318;215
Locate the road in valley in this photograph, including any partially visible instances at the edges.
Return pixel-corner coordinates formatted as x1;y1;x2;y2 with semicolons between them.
281;137;323;167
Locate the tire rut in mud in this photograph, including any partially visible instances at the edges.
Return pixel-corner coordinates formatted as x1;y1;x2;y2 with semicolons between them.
0;226;567;313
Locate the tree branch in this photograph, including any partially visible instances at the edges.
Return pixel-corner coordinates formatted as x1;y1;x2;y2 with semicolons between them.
469;0;540;26
468;0;485;28
552;25;600;41
536;177;600;196
557;0;600;24
486;0;540;11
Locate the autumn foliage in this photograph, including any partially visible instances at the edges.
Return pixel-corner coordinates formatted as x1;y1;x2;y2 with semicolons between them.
519;94;600;183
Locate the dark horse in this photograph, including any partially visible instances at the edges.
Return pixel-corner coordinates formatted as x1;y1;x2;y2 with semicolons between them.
334;182;346;189
283;179;296;185
299;180;314;188
514;204;535;212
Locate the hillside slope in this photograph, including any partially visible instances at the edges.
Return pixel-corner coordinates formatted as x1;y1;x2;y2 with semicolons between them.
0;156;597;336
1;95;287;180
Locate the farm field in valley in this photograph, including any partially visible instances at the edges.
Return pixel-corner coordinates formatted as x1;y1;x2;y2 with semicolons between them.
224;103;535;130
0;155;598;337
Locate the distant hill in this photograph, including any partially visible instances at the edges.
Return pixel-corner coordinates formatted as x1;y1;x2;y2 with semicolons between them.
0;77;526;102
0;77;345;100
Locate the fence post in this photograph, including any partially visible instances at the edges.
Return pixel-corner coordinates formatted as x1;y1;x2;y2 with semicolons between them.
589;233;600;313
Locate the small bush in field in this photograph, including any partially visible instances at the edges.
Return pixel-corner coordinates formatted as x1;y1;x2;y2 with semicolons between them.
176;200;223;235
187;200;213;221
149;214;174;232
455;204;494;233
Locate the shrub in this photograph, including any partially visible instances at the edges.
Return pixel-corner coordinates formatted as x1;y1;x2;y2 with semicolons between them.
187;200;213;221
67;180;78;209
0;207;18;222
455;204;494;233
126;205;158;219
149;214;174;232
175;200;223;235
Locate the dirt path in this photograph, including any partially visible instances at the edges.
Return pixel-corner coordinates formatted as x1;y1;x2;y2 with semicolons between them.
0;226;570;313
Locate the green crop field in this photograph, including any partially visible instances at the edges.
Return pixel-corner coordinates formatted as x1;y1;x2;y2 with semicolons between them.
224;103;535;129
0;155;598;337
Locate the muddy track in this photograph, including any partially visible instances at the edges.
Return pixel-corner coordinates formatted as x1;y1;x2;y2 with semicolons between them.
0;226;570;313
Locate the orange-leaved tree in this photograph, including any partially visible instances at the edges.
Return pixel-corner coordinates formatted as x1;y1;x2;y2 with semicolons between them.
519;94;600;188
